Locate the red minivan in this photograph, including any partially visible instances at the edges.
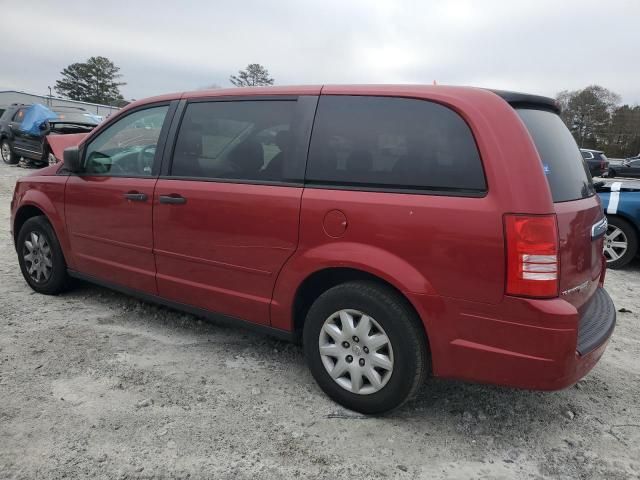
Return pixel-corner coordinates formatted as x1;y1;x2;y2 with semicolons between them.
10;85;616;413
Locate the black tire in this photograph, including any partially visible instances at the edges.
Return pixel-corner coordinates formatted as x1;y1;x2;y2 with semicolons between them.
1;138;18;165
16;216;70;294
608;168;617;178
303;281;428;414
605;216;638;269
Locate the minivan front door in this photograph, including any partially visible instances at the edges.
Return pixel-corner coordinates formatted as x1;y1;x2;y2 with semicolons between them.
65;104;172;294
152;97;316;325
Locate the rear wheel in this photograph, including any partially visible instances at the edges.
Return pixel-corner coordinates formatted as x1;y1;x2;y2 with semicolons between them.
1;139;17;165
303;281;428;414
604;216;638;269
17;216;70;294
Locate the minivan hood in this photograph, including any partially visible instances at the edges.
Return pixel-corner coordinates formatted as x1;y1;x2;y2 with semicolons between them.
46;133;89;161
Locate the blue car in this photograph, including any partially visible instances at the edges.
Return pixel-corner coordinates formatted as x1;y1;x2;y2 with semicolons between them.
597;180;640;268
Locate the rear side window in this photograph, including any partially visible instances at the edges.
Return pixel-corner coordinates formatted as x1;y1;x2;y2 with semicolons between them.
170;100;298;182
517;109;594;202
306;96;486;194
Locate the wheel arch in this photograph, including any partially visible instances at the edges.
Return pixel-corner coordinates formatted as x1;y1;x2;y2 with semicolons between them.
286;267;431;355
13;192;73;269
13;204;47;246
607;212;640;235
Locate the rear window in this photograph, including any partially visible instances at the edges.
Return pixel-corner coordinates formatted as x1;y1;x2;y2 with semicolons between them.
306;96;486;194
517;109;595;202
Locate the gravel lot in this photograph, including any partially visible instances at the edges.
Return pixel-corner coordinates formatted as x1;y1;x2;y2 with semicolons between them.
1;161;639;479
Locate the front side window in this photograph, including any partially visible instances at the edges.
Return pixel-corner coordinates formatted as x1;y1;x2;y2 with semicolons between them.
170;100;297;182
84;105;169;176
306;96;486;193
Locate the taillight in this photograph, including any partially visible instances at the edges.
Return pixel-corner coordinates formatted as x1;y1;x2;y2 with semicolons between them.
504;214;559;298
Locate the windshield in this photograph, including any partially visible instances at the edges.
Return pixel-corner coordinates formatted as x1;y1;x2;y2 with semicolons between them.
52;110;100;126
517;108;595;202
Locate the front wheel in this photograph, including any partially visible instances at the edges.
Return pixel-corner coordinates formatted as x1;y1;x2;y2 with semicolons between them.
303;281;428;414
17;216;70;294
1;139;17;165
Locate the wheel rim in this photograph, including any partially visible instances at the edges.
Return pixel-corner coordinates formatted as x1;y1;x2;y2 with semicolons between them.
319;309;394;395
22;231;53;283
1;142;11;163
48;153;57;166
604;225;628;262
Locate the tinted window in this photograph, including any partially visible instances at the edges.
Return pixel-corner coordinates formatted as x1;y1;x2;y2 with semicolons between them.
306;96;486;193
517;109;594;202
581;151;594;160
12;108;27;122
84;105;169;177
171;100;297;182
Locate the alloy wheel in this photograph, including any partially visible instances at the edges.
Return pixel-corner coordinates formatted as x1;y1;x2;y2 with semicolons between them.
1;142;11;164
319;309;394;395
22;231;53;283
604;225;628;262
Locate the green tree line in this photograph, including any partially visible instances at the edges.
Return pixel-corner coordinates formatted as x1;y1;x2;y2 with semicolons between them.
557;85;640;158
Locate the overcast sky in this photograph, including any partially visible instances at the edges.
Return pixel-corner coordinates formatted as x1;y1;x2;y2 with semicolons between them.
2;0;639;104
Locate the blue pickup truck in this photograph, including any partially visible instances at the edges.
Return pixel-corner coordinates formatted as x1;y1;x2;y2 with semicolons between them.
597;180;640;268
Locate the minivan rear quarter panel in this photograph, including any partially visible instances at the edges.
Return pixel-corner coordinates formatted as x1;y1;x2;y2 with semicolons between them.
271;86;608;387
272;86;559;331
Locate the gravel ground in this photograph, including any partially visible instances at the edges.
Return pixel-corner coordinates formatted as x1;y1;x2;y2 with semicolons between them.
1;162;639;480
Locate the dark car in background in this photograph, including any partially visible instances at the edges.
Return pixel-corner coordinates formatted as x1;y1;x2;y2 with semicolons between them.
608;157;640;179
0;104;100;166
580;148;609;177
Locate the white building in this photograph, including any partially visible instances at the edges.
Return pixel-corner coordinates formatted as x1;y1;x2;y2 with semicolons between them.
0;90;119;118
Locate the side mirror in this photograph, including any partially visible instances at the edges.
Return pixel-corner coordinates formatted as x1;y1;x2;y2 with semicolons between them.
63;146;81;173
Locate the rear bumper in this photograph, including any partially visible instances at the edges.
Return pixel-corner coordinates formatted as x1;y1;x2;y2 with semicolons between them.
410;287;616;390
577;288;616;355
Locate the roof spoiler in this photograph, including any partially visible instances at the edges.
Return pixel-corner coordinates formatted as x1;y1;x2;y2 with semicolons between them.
489;89;560;114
